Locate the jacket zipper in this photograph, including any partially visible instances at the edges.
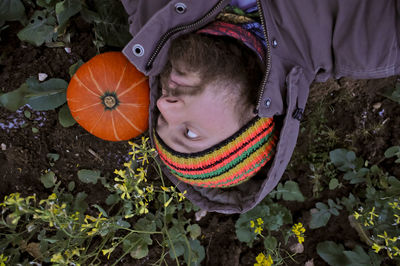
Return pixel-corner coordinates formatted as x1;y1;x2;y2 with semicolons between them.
146;0;226;71
255;0;272;112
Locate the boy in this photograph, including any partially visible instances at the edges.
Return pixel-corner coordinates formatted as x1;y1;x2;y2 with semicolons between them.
122;0;400;214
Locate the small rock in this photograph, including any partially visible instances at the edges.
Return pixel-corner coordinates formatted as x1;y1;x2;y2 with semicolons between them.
38;73;48;81
373;102;382;110
305;259;314;266
64;47;72;54
195;209;208;221
289;242;304;253
1;143;6;150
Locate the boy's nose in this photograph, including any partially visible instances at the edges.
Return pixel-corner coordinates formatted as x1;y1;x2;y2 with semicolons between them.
156;96;184;125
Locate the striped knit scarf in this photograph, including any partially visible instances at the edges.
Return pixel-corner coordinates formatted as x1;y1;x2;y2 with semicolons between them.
153;116;278;188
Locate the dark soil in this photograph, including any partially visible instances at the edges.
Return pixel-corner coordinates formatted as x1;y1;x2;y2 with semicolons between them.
1;18;399;266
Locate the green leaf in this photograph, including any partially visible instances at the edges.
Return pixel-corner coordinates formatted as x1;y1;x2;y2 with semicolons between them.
123;227;153;260
92;204;108;218
73;192;88;213
184;239;205;266
17;11;56;46
55;0;82;26
105;193;120;205
264;203;292;231
69;59;84;78
134;216;156;232
168;225;186;259
263;235;277;250
187;224;201;240
235;205;270;246
36;0;58;8
26;78;67;111
46;153;60;162
329;178;339;190
58;104;76;127
24;110;31;118
88;0;131;47
78;169;101;184
310;203;331;229
343;245;371;266
384;146;400;159
0;83;29;111
340;193;358;212
317;241;350;265
40;171;56;188
381;83;400;103
270;181;305;202
67;181;75;191
32;127;39;133
330;149;356;172
0;0;26;23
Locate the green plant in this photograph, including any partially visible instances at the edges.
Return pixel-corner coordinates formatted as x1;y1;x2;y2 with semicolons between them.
384;146;400;163
330;148;370;184
328;148;400;263
309;199;343;229
0;0;26;40
317;241;382;266
0;137;205;265
381;82;400;104
269;180;305;202
235;200;292;248
0;58;85;127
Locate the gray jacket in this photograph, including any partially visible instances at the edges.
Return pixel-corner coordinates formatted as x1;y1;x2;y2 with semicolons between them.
121;0;400;214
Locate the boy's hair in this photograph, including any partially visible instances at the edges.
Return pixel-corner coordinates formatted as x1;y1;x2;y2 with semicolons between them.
161;33;264;125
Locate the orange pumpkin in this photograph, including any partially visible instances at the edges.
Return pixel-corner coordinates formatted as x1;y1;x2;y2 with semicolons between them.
67;52;149;141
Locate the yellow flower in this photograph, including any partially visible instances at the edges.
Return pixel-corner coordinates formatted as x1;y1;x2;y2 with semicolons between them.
164;197;173;208
394;214;400;224
161;186;170;192
135;168;147;182
50;253;66;264
0;254;9;266
48;193;57;201
393;246;400;257
353;211;361;220
255;253;266;263
377;231;397;246
117;183;131;199
102;247;115;260
257;218;264;226
250;220;255;228
372;243;383;253
254;253;273;266
139;201;149;214
146;185;154;194
254;226;263;235
368;207;379;222
292;223;306;244
389;201;399;209
178;190;187;202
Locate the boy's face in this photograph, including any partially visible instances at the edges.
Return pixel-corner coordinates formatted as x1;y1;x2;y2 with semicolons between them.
156;64;242;153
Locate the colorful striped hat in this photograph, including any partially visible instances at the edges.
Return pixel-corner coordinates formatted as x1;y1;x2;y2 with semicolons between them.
153;116;278;188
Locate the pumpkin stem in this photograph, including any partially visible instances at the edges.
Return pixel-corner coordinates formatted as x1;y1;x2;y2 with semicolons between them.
104;96;116;108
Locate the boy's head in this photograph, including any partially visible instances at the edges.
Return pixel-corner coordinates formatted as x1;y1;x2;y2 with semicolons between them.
153;23;278;188
156;33;263;153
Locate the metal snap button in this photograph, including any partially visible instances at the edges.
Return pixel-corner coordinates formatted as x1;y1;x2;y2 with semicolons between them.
132;44;144;57
272;39;278;48
175;3;187;14
265;98;271;108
